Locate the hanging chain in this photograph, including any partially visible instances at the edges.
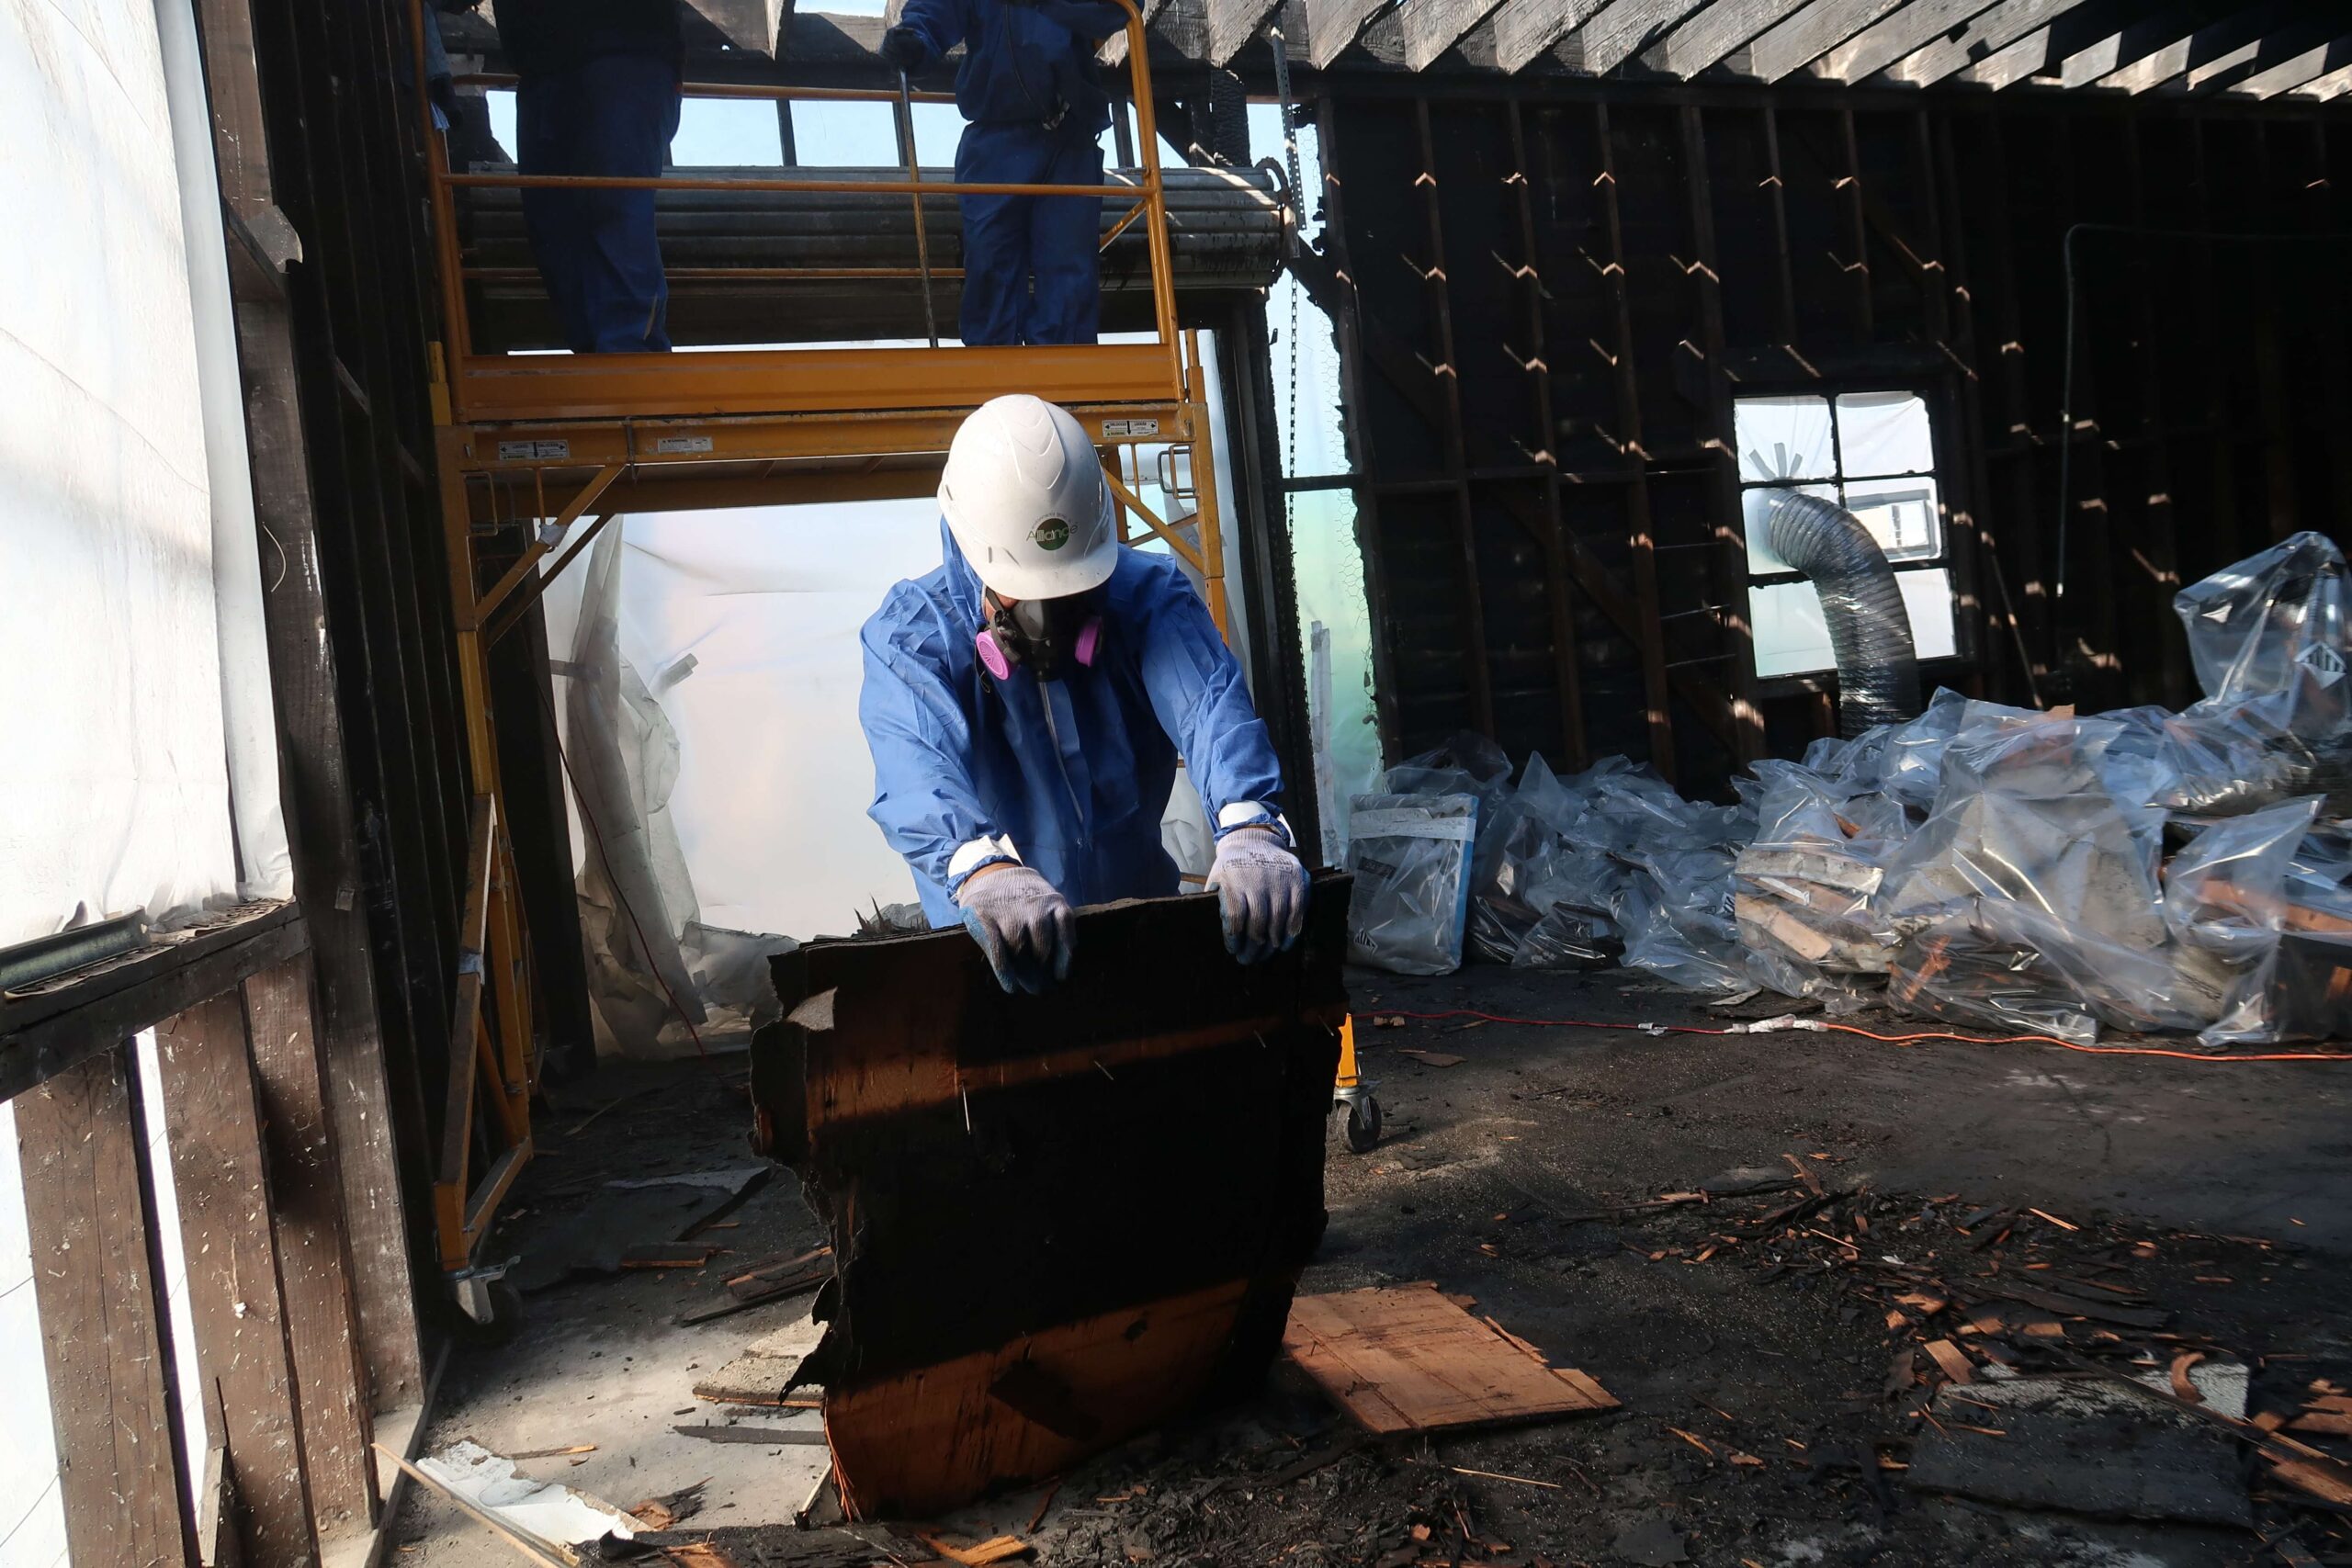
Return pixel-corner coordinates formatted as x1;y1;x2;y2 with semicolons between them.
1269;20;1304;532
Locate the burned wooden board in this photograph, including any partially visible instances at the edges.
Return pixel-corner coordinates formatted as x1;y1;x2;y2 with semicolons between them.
1283;1282;1618;1435
750;875;1351;1517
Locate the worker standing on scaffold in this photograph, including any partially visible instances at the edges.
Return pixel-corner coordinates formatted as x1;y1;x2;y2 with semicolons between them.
860;397;1310;993
492;0;684;353
879;0;1124;345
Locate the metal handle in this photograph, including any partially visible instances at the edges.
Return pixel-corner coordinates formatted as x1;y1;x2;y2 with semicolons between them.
895;71;942;349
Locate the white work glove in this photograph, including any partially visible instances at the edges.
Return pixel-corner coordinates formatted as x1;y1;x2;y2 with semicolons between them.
1205;828;1308;964
956;864;1075;994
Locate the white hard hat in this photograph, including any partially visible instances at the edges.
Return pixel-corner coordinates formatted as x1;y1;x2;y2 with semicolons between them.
939;395;1116;601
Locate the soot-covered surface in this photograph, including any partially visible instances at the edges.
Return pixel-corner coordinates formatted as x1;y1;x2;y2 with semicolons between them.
395;964;2352;1566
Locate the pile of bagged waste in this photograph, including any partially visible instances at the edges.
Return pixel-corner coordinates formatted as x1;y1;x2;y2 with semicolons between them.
1342;530;2352;1046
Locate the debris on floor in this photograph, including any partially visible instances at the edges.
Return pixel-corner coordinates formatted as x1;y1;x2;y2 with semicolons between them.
512;1166;771;1292
413;1438;639;1549
692;1314;827;1408
677;1244;832;1325
1355;532;2352;1049
404;964;2352;1568
1283;1283;1616;1434
1905;1375;2252;1527
752;878;1351;1517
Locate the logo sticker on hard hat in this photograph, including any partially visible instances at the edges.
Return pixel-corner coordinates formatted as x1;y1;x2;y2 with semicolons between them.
1033;516;1071;551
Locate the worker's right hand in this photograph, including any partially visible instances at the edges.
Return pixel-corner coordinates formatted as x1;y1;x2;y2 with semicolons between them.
880;25;928;71
955;863;1076;995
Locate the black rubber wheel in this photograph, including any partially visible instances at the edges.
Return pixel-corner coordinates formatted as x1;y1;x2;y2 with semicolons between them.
1343;1097;1382;1154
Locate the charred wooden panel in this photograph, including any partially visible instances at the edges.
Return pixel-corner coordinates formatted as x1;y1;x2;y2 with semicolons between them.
751;878;1351;1517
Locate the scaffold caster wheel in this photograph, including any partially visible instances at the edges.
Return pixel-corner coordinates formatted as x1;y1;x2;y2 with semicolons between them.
1343;1095;1382;1154
450;1271;523;1347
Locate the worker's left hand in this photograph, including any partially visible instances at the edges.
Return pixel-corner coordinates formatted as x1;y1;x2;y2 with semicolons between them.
1205;828;1308;964
879;24;928;70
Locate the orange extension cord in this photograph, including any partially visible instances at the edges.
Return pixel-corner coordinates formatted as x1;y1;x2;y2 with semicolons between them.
1374;1008;2352;1065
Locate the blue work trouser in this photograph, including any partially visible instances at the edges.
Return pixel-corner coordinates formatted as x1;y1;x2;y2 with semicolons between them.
954;120;1104;346
515;53;683;354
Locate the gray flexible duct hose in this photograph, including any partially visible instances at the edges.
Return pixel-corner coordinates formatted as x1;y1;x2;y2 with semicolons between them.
1765;492;1921;737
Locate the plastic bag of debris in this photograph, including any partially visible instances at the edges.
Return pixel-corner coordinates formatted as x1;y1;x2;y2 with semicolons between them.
1465;754;1582;963
2194;807;2352;1043
2099;705;2312;818
1514;846;1625;971
2168;530;2352;815
1384;732;1514;814
1885;907;2102;1044
1879;688;1972;810
1344;792;1480;974
1613;850;1750;994
1880;714;2169;952
1734;763;1905;994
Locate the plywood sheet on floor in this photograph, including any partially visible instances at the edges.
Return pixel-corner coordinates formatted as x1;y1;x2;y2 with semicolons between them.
1283;1282;1618;1435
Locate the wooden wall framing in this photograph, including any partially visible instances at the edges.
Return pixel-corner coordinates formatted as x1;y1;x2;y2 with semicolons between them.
6;910;393;1564
1309;82;2352;789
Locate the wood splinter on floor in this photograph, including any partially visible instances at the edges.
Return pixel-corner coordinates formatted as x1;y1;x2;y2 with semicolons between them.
1282;1282;1618;1435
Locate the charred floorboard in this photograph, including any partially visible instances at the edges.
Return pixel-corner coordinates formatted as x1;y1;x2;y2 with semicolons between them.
749;876;1351;1517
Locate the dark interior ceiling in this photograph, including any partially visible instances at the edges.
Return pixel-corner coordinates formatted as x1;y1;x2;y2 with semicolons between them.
444;0;2352;99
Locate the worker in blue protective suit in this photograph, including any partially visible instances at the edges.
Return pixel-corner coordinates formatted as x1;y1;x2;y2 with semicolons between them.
494;0;683;353
878;0;1126;345
860;395;1310;993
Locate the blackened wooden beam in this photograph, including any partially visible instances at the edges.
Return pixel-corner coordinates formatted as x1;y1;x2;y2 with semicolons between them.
1413;97;1499;739
2118;115;2188;705
1838;106;1873;339
191;0;429;1416
1507;99;1592;766
1593;100;1679;781
1311;96;1407;759
1679;105;1766;761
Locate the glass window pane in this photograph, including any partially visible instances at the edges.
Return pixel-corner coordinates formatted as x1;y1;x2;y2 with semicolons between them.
1839;475;1942;562
1750;569;1957;678
1735;395;1835;483
1749;580;1833;677
1742;482;1838;575
1900;567;1958;660
1835;390;1933;478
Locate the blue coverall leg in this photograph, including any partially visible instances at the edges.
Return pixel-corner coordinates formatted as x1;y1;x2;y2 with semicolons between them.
1026;131;1104;344
955;121;1035;348
515;52;683;354
955;120;1103;346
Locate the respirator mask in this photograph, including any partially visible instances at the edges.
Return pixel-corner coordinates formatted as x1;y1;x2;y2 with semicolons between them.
976;587;1104;682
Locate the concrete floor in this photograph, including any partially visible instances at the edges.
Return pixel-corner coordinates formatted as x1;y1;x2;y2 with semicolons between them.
389;964;2352;1565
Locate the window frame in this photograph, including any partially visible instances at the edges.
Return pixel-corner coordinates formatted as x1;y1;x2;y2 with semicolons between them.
1731;379;1977;690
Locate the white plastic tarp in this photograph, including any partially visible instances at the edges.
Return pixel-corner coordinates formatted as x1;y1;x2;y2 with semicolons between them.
0;0;288;949
539;500;1226;1058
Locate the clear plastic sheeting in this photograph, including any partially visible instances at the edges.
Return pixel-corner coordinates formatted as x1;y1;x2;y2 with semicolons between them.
1363;530;2352;1043
2169;531;2351;816
1881;716;2169;953
2200;811;2352;1044
1343;793;1478;975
